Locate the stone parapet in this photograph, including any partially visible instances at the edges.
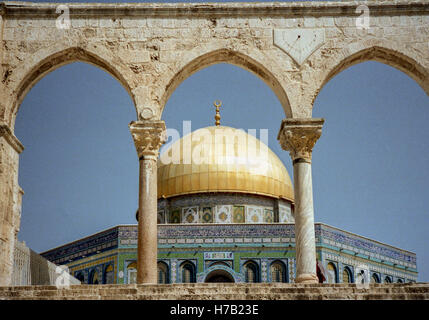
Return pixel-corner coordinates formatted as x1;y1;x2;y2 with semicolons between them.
12;240;81;286
0;282;428;300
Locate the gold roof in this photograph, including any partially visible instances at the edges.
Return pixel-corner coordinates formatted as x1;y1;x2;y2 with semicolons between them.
157;126;294;201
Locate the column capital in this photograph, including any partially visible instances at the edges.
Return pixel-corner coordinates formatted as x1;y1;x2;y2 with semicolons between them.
277;118;324;163
129;120;166;159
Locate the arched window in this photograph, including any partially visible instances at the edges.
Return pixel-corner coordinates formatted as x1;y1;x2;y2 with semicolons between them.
342;267;352;283
158;262;169;284
75;272;85;283
244;261;259;283
180;262;196;283
270;261;286;283
384;276;392;283
104;264;114;284
89;269;99;285
397;278;403;283
371;273;380;283
127;261;137;284
326;262;337;283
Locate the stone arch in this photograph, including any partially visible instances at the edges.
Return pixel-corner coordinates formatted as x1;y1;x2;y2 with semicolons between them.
158;47;293;118
8;45;137;129
311;43;429;110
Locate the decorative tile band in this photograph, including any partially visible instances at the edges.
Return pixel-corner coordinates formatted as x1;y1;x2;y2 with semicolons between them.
41;223;417;273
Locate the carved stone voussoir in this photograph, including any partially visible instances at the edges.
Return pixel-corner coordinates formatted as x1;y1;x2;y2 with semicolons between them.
129;120;166;159
277;118;324;162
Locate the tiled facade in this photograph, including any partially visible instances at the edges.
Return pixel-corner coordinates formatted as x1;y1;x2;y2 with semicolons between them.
41;223;418;284
156;193;294;225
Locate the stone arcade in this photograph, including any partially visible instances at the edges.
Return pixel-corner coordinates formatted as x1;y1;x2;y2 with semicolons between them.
0;1;428;291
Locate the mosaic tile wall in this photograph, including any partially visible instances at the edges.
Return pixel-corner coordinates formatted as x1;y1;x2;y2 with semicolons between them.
321;251;415;283
40;221;418;284
116;250;294;284
41;228;118;265
316;224;417;269
156;193;294;224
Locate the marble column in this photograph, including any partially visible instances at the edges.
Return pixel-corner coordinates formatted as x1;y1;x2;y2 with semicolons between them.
129;120;166;284
277;118;324;284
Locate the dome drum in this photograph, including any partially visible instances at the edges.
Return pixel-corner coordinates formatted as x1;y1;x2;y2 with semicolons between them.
156;192;295;225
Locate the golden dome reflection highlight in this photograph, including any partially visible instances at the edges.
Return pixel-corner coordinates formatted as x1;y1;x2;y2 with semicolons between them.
157;126;294;202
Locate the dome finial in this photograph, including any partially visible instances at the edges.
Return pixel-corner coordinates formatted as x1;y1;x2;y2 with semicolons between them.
213;100;222;126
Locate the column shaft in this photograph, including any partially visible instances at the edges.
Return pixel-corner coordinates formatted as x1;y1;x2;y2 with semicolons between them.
293;159;318;283
277;118;324;284
137;156;158;284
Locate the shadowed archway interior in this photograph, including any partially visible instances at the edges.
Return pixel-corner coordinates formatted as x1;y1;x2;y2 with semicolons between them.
205;269;235;283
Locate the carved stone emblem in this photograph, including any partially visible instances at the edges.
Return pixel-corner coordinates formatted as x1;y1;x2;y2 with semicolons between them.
140;107;155;120
274;28;325;66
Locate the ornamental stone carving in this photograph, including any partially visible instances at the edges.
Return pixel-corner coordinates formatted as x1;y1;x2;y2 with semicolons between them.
277;118;324;162
129;120;166;159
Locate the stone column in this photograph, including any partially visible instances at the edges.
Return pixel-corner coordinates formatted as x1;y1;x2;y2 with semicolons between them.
129;120;166;284
277;118;324;284
0;124;24;286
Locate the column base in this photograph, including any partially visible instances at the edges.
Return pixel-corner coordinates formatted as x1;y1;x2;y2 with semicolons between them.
295;273;318;284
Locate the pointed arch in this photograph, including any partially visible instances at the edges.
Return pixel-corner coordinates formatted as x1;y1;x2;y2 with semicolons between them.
205;268;235;283
326;262;338;284
243;260;260;283
313;44;429;108
159;48;292;118
9;45;137;129
157;261;170;284
342;266;353;284
179;260;196;283
270;260;287;283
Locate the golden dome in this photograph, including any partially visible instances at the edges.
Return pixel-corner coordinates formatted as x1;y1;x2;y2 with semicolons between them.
157;126;294;201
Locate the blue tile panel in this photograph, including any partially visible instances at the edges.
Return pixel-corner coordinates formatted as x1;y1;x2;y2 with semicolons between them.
118;224;416;267
40;227;119;264
316;224;416;266
118;224;293;239
40;223;416;272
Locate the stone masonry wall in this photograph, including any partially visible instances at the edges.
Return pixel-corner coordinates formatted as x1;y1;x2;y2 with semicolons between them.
0;1;428;128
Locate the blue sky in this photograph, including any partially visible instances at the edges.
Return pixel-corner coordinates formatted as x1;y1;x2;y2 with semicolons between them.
13;1;429;282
